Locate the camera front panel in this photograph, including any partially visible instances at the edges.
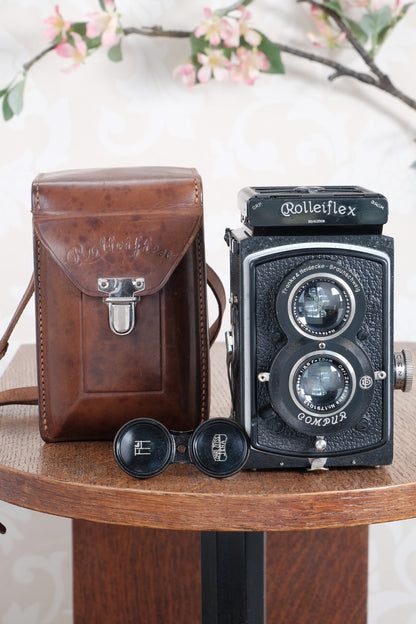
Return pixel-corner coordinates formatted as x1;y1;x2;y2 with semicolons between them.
238;238;393;468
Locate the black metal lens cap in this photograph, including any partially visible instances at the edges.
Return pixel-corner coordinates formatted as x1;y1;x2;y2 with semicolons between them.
190;418;249;478
114;418;174;479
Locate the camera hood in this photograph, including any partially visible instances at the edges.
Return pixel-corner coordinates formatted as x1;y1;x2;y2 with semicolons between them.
239;185;388;233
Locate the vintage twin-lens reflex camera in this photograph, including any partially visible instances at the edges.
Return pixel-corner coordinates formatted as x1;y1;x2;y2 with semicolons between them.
225;186;413;470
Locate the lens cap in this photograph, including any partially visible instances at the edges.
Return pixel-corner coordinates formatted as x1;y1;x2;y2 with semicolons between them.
190;418;249;478
114;418;174;479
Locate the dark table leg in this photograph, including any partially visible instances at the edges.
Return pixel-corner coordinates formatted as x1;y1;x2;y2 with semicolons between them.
201;532;266;624
73;521;368;624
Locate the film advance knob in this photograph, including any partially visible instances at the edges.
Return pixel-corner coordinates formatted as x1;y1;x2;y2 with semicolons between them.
114;418;174;478
393;349;413;392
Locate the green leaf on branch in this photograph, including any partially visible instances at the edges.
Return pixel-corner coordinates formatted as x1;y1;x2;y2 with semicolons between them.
2;93;14;121
98;0;107;10
69;22;101;51
360;6;392;36
189;32;206;64
344;18;368;46
108;40;123;62
8;79;25;116
258;34;285;74
70;22;87;37
322;2;369;46
87;36;102;50
377;2;414;48
323;1;343;16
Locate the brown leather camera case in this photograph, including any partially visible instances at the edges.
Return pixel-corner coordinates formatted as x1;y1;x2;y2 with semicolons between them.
32;167;213;442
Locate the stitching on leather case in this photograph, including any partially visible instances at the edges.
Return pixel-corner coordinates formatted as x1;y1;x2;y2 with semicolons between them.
194;168;209;422
36;236;48;436
35;181;48;435
197;230;208;422
35;181;40;211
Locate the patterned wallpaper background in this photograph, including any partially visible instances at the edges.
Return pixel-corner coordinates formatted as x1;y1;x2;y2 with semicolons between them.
1;0;416;621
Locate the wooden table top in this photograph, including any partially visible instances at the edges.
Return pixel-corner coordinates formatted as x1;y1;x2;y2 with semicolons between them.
0;343;415;532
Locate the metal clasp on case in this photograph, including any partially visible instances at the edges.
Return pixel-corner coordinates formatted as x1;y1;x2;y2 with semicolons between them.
98;277;145;336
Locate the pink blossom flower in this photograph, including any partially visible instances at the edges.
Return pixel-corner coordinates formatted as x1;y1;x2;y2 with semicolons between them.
230;47;269;85
173;62;196;87
229;6;262;47
307;8;346;48
86;0;120;48
197;49;230;83
194;8;233;47
55;32;88;71
44;5;71;42
220;17;241;48
392;0;405;16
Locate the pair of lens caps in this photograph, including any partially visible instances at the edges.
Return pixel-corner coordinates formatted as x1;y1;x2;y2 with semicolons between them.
114;417;250;479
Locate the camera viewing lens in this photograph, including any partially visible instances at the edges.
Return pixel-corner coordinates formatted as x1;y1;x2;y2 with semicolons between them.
293;355;353;414
291;275;353;337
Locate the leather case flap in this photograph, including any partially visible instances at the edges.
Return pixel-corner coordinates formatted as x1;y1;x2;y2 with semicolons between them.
32;167;203;297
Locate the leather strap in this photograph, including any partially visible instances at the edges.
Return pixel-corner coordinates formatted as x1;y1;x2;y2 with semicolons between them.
207;265;226;346
0;274;34;360
0;275;38;405
0;266;226;406
0;386;38;406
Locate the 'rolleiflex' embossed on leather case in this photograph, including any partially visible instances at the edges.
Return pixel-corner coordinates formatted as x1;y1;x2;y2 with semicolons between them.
32;167;210;441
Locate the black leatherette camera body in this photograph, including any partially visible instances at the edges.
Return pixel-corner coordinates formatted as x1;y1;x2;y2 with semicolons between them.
226;186;395;470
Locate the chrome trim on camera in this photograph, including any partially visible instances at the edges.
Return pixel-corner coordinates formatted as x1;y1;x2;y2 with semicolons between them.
257;372;270;382
287;271;356;340
308;457;328;471
242;242;392;435
288;349;356;418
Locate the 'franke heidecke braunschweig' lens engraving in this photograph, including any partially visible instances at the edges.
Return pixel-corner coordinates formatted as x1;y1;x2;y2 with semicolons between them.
292;278;351;336
226;185;412;470
288;273;354;338
277;260;364;342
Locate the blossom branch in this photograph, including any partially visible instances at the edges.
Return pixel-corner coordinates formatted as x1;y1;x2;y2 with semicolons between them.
1;0;416;121
123;26;190;38
125;18;416;111
299;0;383;75
296;0;416;110
22;44;56;73
277;40;416;111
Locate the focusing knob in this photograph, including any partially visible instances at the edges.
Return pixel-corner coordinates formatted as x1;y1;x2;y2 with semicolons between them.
394;349;413;392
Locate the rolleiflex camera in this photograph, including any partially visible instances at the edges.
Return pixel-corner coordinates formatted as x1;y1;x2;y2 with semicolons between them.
225;185;413;470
